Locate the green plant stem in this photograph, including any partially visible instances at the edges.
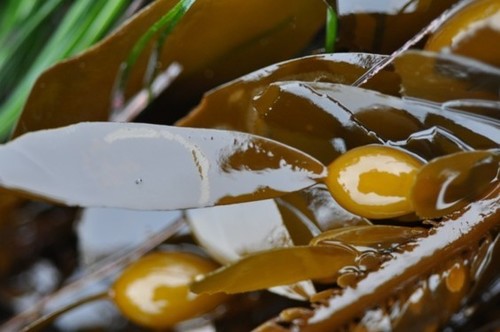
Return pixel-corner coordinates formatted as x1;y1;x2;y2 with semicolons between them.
325;5;337;53
112;0;196;115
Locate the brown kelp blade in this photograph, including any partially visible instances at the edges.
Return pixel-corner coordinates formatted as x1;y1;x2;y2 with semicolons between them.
310;225;427;249
258;82;499;160
13;0;325;138
333;0;461;54
394;50;500;103
0;122;325;210
191;244;357;295
178;52;398;132
412;149;499;219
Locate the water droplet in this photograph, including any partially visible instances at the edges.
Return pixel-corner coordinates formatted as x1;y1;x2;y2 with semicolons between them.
135;178;143;185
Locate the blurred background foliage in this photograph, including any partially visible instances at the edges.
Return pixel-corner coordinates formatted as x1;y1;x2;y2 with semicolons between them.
0;0;139;140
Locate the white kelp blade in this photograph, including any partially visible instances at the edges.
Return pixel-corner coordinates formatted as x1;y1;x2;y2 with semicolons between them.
187;200;316;300
0;122;326;210
187;200;290;263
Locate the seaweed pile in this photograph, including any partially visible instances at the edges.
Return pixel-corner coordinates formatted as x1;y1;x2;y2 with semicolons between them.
0;0;498;331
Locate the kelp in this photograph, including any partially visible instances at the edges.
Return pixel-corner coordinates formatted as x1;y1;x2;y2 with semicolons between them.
424;0;500;68
2;1;326;296
178;50;499;164
333;0;461;53
175;51;498;329
258;186;499;331
1;73;498;331
394;50;500;104
177;52;400;133
310;225;427;250
12;0;325;138
186;199;316;300
191;244;358;295
1;0;499;330
412;149;499;218
282;185;371;233
250;81;499;161
190;225;429;297
0;122;325;210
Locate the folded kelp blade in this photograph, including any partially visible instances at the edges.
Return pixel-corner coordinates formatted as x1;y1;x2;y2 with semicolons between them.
0;122;325;210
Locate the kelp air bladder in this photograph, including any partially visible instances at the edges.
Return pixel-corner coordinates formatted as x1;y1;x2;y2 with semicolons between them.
324;145;424;219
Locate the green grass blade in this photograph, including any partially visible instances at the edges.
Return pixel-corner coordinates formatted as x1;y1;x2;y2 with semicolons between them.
0;0;39;44
71;0;130;53
325;5;337;53
0;0;64;79
112;0;196;113
0;0;130;140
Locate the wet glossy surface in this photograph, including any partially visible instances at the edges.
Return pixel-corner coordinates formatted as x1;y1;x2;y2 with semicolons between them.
394;50;500;103
177;53;399;132
173;54;499;330
186;199;316;301
0;122;326;210
412;150;499;218
2;64;497;331
258;81;499;161
111;251;227;329
191;244;358;295
266;186;499;331
291;185;371;232
334;0;460;53
325;145;423;219
425;0;500;67
1;2;499;329
310;225;427;250
252;82;383;164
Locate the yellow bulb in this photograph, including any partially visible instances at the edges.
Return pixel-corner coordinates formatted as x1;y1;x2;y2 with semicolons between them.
111;251;228;329
325;145;424;219
425;0;500;67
